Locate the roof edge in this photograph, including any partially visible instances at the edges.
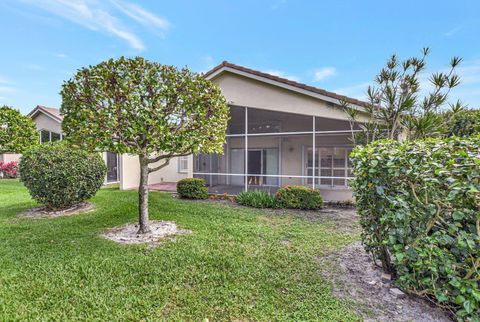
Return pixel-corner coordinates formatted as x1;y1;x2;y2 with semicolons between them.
203;61;369;108
28;105;63;122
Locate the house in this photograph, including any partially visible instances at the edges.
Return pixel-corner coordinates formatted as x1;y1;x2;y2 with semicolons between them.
3;61;368;201
1;105;121;185
122;61;368;201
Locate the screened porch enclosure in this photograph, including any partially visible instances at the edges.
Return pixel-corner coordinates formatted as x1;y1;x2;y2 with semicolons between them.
193;106;356;195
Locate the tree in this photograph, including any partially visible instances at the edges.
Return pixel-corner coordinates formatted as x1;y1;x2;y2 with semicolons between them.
60;57;229;234
0;106;38;154
342;48;463;144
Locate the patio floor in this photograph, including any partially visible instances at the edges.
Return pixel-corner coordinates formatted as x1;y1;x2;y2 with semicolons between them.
149;182;177;192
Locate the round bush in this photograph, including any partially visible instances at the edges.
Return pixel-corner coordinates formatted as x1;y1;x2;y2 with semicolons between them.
177;178;208;199
276;185;323;210
19;142;107;209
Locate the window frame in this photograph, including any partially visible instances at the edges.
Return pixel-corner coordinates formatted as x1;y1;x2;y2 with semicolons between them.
39;129;63;144
177;155;189;173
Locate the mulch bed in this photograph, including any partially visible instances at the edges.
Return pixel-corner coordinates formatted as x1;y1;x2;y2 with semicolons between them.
17;202;96;219
102;221;191;247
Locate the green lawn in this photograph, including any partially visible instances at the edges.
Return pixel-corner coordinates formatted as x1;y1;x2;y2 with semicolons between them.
0;180;359;320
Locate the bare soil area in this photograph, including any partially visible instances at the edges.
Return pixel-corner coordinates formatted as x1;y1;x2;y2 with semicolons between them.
254;204;451;321
18;202;96;219
102;220;191;247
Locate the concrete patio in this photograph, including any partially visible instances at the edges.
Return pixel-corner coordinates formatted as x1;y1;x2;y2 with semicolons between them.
148;182;177;192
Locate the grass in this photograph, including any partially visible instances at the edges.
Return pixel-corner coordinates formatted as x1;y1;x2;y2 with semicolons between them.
0;179;359;320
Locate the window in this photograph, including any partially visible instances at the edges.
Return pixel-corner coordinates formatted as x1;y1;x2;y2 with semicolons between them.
51;132;61;142
178;156;188;173
40;130;50;144
39;130;62;144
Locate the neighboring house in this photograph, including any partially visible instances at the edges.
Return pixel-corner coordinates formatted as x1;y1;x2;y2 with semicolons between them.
123;61;368;201
1;105;121;185
1;105;64;163
28;105;63;143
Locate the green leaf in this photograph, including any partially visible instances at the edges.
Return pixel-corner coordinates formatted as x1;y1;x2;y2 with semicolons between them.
376;186;385;195
452;211;464;221
463;300;473;314
455;295;466;305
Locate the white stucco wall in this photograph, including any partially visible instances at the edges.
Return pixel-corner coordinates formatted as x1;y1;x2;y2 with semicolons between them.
0;153;21;163
212;72;370;122
120;154;192;190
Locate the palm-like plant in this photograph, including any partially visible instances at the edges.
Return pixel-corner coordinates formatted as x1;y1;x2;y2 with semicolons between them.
343;48;464;144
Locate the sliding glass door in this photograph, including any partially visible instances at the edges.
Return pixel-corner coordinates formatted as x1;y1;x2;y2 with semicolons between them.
245;148;279;187
106;152;119;183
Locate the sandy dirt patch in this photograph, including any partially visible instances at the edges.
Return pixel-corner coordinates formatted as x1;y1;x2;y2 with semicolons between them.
321;242;452;321
102;220;191;247
18;202;95;219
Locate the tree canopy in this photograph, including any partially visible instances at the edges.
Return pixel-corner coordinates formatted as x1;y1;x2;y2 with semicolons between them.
60;56;229;233
61;57;229;158
0;106;38;154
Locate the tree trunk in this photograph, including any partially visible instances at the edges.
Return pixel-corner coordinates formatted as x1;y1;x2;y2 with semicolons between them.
137;155;151;234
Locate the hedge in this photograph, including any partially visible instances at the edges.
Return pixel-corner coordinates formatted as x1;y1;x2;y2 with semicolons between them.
19;142;106;210
444;108;480;138
350;136;480;319
177;178;208;199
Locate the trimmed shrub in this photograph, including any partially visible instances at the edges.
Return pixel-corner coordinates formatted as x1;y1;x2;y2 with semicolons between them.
350;136;480;320
236;190;277;208
276;185;323;210
0;161;19;178
177;178;208;199
19;142;106;209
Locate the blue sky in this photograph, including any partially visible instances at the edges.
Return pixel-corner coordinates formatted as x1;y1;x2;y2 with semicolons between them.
1;0;480;114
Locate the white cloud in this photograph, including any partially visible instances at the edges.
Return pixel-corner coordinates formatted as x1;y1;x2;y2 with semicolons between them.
25;64;45;71
21;0;171;51
0;86;16;94
263;69;300;82
110;0;170;33
54;53;68;58
313;67;336;81
443;25;462;37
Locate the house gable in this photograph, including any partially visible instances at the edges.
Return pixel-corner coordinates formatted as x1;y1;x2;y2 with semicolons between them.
205;62;369;122
28;105;63;134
